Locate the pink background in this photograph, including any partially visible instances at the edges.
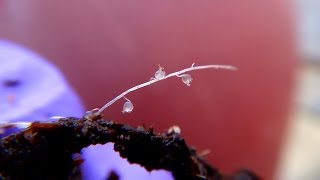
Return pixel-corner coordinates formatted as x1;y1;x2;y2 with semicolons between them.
0;1;297;179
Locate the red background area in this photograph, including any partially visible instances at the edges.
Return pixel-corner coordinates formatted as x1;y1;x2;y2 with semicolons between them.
0;1;297;179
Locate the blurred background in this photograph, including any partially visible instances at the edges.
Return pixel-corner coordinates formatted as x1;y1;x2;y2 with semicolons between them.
0;0;319;179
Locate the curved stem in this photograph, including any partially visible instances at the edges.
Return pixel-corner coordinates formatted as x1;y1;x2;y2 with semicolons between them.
96;64;237;114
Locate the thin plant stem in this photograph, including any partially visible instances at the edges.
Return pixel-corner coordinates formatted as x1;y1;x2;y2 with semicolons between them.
96;64;237;115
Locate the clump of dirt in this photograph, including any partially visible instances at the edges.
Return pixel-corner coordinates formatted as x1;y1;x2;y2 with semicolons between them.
0;116;259;180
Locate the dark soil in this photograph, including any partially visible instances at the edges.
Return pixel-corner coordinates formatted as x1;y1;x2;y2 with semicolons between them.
0;116;260;180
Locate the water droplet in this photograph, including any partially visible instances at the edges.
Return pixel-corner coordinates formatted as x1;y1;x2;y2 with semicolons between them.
122;101;134;113
155;67;166;79
181;74;192;86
